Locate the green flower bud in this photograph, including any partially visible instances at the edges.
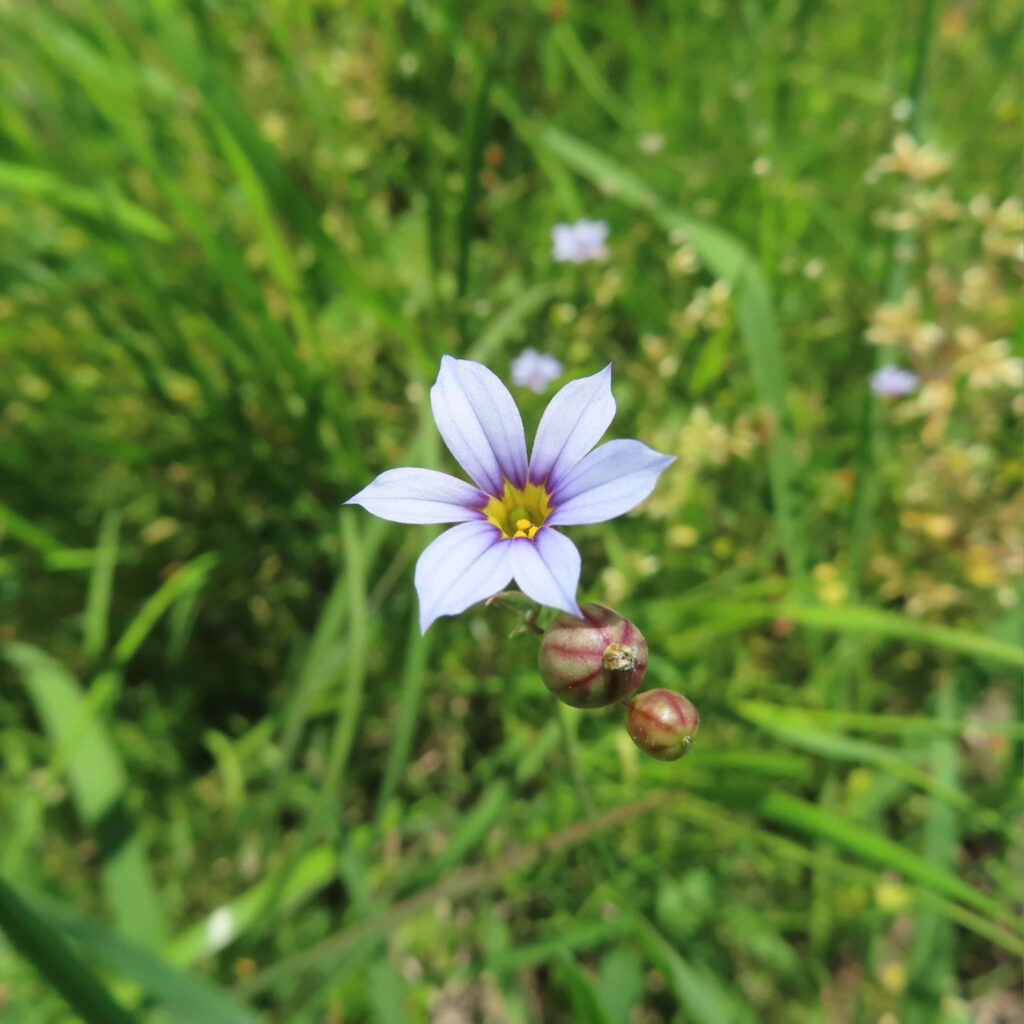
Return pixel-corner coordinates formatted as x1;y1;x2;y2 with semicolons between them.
625;689;699;760
539;604;648;709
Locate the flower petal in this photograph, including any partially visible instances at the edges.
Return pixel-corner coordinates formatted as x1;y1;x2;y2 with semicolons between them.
414;521;511;633
528;364;615;489
548;440;675;526
431;356;528;495
344;468;486;524
576;220;609;248
509;528;582;618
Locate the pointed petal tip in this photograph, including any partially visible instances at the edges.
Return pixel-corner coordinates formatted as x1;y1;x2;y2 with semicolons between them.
529;363;618;486
548;439;675;526
341;468;485;524
431;355;529;493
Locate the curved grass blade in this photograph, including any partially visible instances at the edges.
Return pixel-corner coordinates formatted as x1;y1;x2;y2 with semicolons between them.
0;875;136;1024
112;552;218;665
23;888;262;1024
757;791;1019;932
83;509;120;663
693;601;1023;667
3;644;166;948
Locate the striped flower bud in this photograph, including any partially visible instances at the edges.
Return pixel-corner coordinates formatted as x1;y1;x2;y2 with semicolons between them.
538;604;647;709
625;689;699;760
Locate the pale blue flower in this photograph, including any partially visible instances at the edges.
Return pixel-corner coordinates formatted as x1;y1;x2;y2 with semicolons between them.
346;357;674;632
551;219;609;264
871;364;920;397
511;348;563;393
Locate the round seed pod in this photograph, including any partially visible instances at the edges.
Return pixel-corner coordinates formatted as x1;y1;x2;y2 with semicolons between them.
539;604;648;709
625;689;699;760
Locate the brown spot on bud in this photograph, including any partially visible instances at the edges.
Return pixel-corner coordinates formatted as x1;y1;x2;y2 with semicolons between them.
603;643;637;673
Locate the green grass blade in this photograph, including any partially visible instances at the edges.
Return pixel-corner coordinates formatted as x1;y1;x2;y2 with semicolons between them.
367;959;411;1024
466;282;562;365
633;916;759;1024
757;791;1018;931
375;607;432;818
733;701;1024;739
112;552;218;665
553;950;617;1024
24;888;262;1024
699;601;1024;666
0;160;172;241
319;514;371;817
0;501;62;553
904;674;959;1023
0;875;136;1024
550;23;634;130
735;702;1004;831
676;791;1024;956
3;645;166;947
166;847;336;966
82;509;120;663
454;49;493;304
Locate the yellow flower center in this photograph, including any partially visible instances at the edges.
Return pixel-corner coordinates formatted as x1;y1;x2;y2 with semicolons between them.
481;481;553;541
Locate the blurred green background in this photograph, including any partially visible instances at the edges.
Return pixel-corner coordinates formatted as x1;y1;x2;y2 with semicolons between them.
1;0;1021;1021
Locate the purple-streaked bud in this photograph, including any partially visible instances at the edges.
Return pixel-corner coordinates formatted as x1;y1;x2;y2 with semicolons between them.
538;604;647;708
625;689;699;760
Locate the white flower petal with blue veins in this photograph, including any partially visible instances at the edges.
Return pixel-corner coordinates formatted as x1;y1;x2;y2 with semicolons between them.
345;356;675;630
509;528;582;618
414;521;512;633
430;355;529;494
344;468;486;524
529;365;615;488
548;439;676;526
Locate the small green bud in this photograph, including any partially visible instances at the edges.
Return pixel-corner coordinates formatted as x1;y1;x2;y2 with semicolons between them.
539;604;648;708
625;689;699;760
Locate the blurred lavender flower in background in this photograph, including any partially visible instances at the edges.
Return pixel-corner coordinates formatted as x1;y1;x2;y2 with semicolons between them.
870;364;920;397
551;219;610;264
511;348;563;393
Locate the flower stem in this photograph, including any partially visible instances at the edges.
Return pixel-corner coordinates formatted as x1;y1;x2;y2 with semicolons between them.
551;696;620;880
523;605;544;635
488;594;545;634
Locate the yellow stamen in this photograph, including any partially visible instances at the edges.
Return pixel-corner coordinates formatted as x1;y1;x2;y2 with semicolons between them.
481;481;553;542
